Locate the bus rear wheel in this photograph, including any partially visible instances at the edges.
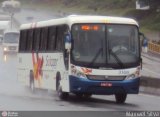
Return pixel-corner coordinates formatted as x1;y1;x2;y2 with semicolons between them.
115;93;127;104
56;72;68;100
30;80;35;93
29;70;35;93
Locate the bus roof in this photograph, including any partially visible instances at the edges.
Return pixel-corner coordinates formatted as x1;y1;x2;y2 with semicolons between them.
20;15;139;30
0;21;10;29
4;30;20;34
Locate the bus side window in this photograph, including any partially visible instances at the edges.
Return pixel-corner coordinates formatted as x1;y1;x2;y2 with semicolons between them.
56;25;68;51
56;26;63;51
26;29;34;52
40;27;48;51
33;28;41;51
47;26;56;51
19;30;27;52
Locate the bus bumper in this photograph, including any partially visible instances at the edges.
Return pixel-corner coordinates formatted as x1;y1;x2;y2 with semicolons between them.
69;76;140;95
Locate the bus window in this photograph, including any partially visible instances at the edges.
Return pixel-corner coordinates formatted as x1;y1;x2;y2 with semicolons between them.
33;28;41;51
26;29;33;52
47;26;56;51
56;25;68;51
3;32;19;43
40;27;48;51
19;30;27;51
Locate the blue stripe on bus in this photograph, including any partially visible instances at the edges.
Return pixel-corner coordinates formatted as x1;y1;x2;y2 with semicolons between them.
69;75;140;95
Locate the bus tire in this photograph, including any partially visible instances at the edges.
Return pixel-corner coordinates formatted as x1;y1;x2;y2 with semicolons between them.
56;72;61;91
30;70;35;93
57;86;69;100
56;72;68;100
115;93;127;104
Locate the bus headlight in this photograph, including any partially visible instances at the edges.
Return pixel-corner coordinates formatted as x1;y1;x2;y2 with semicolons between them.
76;71;86;78
4;47;7;51
125;67;141;80
126;74;136;80
71;65;86;78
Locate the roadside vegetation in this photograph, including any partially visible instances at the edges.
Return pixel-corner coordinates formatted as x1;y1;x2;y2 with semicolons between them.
20;0;160;33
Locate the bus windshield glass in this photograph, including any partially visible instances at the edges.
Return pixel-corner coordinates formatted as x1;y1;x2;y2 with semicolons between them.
4;32;19;43
71;24;140;69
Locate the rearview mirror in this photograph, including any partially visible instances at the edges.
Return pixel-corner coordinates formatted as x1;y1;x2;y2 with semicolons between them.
139;32;145;39
139;32;146;52
139;32;148;53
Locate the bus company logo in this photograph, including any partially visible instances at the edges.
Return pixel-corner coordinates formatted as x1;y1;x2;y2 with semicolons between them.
46;55;58;69
32;52;44;88
81;68;92;75
32;53;44;79
1;111;7;117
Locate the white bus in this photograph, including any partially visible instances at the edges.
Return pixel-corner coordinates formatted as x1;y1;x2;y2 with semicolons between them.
18;15;142;103
3;30;19;54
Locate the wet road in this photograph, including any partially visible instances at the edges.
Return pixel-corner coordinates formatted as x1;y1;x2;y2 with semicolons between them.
0;46;160;111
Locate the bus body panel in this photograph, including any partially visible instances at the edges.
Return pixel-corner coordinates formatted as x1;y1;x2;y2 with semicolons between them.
69;64;140;94
74;65;139;76
18;53;70;92
69;76;140;95
20;15;139;30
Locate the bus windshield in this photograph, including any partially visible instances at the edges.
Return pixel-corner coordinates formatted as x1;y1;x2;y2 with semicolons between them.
4;32;19;43
71;24;140;69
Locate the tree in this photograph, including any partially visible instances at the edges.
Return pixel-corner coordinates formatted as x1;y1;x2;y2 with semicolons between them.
2;0;21;13
2;0;21;29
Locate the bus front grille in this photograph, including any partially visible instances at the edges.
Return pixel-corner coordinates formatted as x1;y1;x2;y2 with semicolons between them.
87;75;126;81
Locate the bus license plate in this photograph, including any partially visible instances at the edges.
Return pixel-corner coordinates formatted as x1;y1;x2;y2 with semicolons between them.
100;82;112;87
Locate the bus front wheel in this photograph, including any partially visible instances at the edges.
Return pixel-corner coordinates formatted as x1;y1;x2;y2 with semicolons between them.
115;93;127;104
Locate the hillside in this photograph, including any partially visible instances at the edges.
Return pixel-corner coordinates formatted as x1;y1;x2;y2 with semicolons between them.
18;0;160;40
21;0;160;33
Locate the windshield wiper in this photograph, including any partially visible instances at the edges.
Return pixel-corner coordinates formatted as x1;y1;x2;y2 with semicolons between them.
88;47;103;67
109;49;125;68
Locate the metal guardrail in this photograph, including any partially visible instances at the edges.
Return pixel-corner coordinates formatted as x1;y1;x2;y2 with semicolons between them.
148;42;160;54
